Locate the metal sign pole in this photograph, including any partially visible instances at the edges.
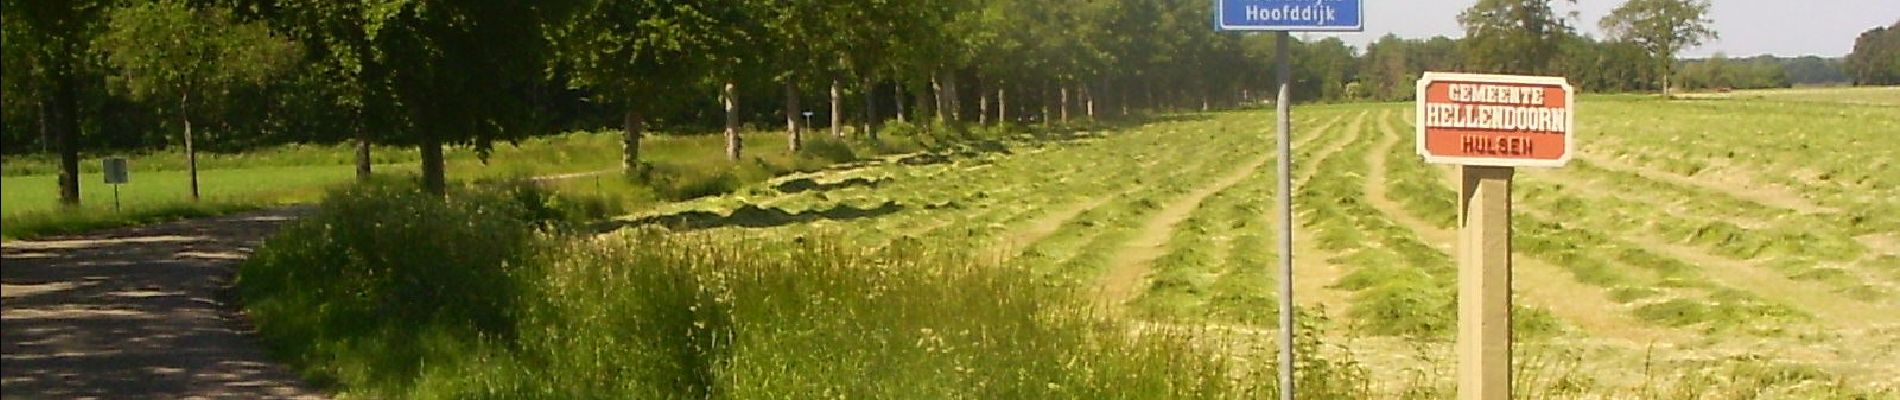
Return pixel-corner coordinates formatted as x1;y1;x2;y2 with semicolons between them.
1273;30;1295;400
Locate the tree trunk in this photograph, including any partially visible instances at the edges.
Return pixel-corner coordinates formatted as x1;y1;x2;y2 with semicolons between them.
931;73;946;123
1662;63;1673;97
623;109;644;171
724;82;742;160
354;113;372;181
420;130;446;195
1059;84;1071;124
894;82;907;123
183;97;199;202
978;78;990;126
945;71;962;122
785;80;803;152
830;79;843;138
54;68;80;207
1041;84;1052;129
861;77;878;140
1084;84;1096;120
37;99;49;153
997;88;1008;125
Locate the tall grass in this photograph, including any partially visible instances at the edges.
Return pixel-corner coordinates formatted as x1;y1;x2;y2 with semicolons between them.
240;182;1353;398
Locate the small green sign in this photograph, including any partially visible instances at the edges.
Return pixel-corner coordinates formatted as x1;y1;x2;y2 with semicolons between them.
103;158;130;184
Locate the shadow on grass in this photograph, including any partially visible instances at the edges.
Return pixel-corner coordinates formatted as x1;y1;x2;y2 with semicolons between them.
608;201;905;232
772;176;891;194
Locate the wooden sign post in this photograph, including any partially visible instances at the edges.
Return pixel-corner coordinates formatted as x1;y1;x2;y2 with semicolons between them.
1417;72;1574;400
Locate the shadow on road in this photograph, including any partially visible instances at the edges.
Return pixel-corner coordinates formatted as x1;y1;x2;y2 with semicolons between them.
1;208;323;399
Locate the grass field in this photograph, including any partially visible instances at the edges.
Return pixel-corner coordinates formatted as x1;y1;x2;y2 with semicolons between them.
0;129;926;239
207;87;1900;397
570;88;1897;396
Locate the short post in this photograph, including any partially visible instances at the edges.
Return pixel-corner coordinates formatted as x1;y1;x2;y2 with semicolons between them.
103;157;130;212
1457;165;1513;400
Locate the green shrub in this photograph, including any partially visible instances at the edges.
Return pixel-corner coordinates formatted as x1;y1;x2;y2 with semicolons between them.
797;136;859;164
239;181;549;391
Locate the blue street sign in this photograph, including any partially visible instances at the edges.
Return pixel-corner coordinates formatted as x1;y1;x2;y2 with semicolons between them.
1216;0;1364;32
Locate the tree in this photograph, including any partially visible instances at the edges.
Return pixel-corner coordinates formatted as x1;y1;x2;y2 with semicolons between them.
95;0;300;201
1846;21;1900;85
278;1;566;194
2;0;107;206
549;0;744;172
1600;0;1717;96
1458;0;1575;75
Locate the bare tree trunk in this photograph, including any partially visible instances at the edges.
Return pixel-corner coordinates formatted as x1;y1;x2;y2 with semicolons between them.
623;109;644;171
53;71;80;206
724;82;742;160
785;80;803;152
1059;85;1071;124
997;88;1008;125
944;71;962;122
830;79;843;138
1084;84;1096;120
977;77;990;126
420;132;446;195
1145;82;1156;111
1662;63;1673;97
354;112;372;181
1040;83;1052;129
861;76;878;140
931;73;946;123
894;82;907;123
37;99;48;153
182;93;200;202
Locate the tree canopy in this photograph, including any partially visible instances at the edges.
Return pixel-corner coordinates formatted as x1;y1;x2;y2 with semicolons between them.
0;0;1874;197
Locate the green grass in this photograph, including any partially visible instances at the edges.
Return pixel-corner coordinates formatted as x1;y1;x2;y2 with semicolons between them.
0;129;941;240
240;182;1348;398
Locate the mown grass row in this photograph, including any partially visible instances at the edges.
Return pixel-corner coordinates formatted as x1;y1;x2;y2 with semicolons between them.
1369;108;1822;334
1280;109;1553;338
1580;100;1899;236
1127;110;1356;326
1555;161;1896;302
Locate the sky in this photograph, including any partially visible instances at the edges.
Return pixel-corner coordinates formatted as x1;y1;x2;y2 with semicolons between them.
1308;0;1900;58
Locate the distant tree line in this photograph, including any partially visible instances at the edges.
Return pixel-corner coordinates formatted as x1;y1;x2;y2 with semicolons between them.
0;0;1873;202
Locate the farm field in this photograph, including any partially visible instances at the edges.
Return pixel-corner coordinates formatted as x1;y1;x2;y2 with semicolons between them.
610;92;1900;396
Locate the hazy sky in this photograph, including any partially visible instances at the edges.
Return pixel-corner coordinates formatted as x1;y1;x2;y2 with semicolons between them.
1305;0;1900;58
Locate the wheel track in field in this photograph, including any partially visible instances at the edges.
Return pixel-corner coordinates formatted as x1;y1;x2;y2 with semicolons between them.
1533;173;1900;329
1086;110;1359;317
1576;153;1834;214
1095;154;1272;314
1363;110;1679;342
1283;111;1369;316
1086;113;1322;314
992;128;1246;267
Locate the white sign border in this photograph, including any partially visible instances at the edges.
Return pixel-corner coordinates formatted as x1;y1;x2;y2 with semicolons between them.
1215;0;1366;32
1415;72;1576;168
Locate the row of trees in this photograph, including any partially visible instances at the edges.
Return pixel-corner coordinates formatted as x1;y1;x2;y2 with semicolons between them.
0;0;1860;205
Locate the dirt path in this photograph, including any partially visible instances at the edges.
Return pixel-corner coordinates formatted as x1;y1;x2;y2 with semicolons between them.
2;207;323;399
1096;156;1271;313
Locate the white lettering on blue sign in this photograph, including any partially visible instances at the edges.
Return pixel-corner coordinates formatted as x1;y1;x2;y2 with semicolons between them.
1217;0;1364;32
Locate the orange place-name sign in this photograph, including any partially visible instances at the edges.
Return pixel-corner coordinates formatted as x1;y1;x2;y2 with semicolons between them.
1416;72;1575;167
